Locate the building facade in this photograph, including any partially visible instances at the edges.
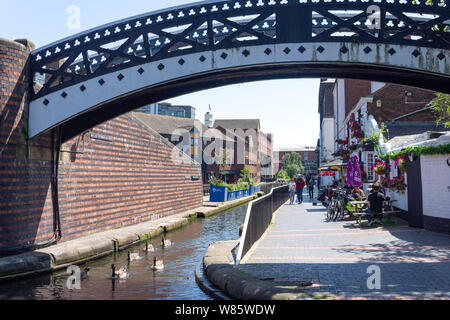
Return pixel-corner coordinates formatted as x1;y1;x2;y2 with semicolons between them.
274;147;318;176
136;102;196;119
212;119;273;183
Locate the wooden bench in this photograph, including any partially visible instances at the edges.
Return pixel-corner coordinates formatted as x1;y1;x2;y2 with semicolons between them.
353;210;402;226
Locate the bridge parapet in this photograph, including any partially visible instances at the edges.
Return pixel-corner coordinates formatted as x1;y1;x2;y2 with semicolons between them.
30;0;449;100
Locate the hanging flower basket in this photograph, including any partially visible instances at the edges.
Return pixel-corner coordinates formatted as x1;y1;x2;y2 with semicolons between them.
391;175;407;192
372;159;390;176
333;147;351;160
336;137;349;145
352;129;365;140
380;176;393;189
349;121;362;132
395;155;410;173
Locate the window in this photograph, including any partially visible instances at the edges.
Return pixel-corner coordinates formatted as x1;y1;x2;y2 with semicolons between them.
366;152;375;182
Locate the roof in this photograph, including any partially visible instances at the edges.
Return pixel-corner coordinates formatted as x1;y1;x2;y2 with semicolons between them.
131;113;232;141
384;121;450;140
388;131;450;150
213;119;261;130
275;147;317;152
319;158;348;171
127;113;200;167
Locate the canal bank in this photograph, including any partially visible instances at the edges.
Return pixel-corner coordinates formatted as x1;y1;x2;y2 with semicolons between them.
0;193;262;282
201;240;333;300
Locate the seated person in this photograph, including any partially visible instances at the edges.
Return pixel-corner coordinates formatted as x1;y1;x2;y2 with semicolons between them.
351;186;365;200
364;182;385;225
328;181;338;201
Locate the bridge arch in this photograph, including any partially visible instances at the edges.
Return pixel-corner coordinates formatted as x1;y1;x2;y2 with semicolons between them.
28;0;450;140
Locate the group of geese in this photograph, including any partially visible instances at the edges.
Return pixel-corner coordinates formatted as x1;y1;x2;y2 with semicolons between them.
111;236;172;280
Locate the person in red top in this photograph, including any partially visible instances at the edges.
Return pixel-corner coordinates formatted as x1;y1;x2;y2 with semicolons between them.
295;174;306;204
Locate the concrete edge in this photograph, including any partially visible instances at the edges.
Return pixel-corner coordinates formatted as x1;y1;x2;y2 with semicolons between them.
203;241;337;301
195;262;232;300
0;195;257;282
197;194;261;218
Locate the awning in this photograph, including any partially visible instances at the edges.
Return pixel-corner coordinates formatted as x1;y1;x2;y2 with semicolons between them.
319;159;348;171
318;171;336;176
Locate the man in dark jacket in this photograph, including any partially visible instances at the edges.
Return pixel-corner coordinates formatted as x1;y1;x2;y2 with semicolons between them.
296;174;306;204
365;182;385;226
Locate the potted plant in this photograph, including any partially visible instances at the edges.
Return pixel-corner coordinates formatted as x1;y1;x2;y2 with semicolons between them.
394;155;410;173
380;176;393;189
209;175;228;202
391;175;407;193
372;159;390;176
227;184;237;200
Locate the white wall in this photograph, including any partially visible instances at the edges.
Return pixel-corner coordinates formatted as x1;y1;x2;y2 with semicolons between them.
332;79;347;149
320;118;334;163
421;154;450;220
383;159;409;211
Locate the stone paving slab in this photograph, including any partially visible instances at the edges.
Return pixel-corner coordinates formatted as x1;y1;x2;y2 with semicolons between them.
238;199;450;299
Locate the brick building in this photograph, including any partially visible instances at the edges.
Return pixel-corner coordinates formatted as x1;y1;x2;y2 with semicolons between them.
0;38;203;252
274;147;318;176
212;119;274;183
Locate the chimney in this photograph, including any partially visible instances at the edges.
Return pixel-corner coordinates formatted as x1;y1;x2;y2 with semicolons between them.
205;111;213;128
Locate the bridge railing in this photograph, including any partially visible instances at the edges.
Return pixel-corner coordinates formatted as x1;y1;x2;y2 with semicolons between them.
236;184;289;264
30;0;450;100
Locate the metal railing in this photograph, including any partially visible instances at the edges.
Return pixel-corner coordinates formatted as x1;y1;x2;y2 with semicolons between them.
236;184;289;264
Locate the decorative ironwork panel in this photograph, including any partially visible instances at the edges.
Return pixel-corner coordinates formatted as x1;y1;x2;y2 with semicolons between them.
30;0;450;100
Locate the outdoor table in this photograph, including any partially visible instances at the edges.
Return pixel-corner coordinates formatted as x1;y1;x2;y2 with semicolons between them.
383;200;398;222
349;201;369;225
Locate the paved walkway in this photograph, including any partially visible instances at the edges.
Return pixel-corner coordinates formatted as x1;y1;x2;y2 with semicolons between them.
238;196;450;299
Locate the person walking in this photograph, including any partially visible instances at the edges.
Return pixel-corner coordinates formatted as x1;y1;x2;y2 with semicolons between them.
289;179;296;205
295;174;306;204
308;176;315;200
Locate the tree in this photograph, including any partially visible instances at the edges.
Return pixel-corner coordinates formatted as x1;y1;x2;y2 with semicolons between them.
281;152;304;179
429;92;450;128
276;169;290;181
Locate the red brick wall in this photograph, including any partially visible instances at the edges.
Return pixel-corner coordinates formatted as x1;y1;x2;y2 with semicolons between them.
58;114;203;241
367;83;436;123
0;39;203;251
0;39;56;249
344;79;371;116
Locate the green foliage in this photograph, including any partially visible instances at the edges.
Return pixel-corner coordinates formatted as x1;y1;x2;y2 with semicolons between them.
239;168;256;186
209;175;227;187
429;92;450;128
228;180;249;191
276;169;290;181
379;123;389;143
364;129;380;146
281;152;304;178
379;143;450;161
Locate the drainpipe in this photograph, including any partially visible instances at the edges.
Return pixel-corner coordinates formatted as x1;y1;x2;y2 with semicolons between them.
51;126;63;239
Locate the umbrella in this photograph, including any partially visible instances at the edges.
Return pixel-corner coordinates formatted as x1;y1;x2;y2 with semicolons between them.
318;171;336;177
346;159;354;186
352;155;362;187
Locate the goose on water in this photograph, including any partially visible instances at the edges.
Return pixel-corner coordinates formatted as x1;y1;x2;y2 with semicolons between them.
144;241;155;253
81;267;90;279
128;251;142;262
111;264;128;280
161;236;172;248
151;256;164;271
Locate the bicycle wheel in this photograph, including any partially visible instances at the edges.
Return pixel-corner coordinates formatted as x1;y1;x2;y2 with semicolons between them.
333;200;341;221
326;201;335;221
336;200;346;221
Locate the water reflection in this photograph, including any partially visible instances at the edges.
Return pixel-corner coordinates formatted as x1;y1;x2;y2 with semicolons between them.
0;204;247;300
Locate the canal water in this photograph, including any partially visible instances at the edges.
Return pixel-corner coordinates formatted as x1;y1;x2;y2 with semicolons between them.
0;204;247;300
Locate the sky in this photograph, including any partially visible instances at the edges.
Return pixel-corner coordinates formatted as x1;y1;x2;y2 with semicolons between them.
0;0;321;148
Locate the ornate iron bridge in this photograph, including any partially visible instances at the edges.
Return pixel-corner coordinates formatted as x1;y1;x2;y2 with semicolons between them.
29;0;450;140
